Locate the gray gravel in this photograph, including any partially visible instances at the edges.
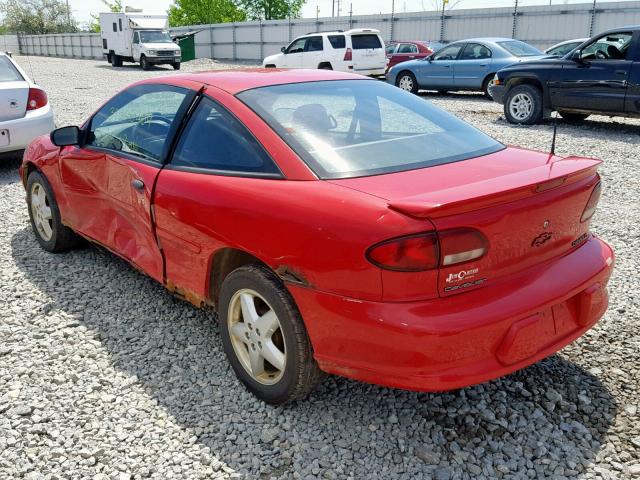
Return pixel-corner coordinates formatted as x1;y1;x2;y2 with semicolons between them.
0;55;638;479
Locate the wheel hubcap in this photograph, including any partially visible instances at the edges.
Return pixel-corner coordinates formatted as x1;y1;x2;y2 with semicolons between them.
30;183;53;241
398;75;414;91
228;289;286;385
509;93;533;120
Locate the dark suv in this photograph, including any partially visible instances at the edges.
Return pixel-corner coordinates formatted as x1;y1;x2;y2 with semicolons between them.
490;27;640;124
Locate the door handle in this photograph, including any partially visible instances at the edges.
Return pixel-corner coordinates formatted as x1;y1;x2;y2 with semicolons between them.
444;65;451;68
614;70;627;75
132;179;145;191
479;63;488;66
409;55;416;58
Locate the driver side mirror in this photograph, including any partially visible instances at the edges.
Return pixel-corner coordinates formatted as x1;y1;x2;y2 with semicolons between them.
50;126;80;147
571;49;584;63
426;55;433;62
281;46;286;53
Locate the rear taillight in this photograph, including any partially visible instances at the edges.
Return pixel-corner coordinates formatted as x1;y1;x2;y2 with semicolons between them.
343;48;352;61
366;233;439;272
27;88;48;111
366;228;488;272
581;181;601;222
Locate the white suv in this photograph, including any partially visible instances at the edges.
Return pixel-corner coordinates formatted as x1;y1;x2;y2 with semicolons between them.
262;29;386;76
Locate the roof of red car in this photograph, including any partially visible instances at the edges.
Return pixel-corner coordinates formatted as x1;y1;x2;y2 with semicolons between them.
161;68;368;94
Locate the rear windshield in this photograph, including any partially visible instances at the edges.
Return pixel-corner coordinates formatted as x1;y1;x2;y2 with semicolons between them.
497;40;542;57
237;80;503;179
328;35;346;49
351;34;382;50
0;56;23;82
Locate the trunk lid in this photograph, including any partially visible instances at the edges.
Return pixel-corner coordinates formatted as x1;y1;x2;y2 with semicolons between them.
329;147;601;296
0;81;29;121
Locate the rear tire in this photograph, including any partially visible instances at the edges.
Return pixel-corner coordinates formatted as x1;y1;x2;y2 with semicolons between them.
140;55;150;70
558;111;590;122
504;84;543;125
110;53;122;67
172;62;181;70
482;74;495;99
218;265;323;404
396;71;418;94
27;171;81;253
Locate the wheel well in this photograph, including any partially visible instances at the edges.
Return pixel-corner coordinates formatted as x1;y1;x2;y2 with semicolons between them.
264;64;276;68
22;161;37;187
396;70;414;84
507;76;543;93
318;62;332;69
209;248;267;305
482;73;495;87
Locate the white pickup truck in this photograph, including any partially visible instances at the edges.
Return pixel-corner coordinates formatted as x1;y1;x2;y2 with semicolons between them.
99;12;181;70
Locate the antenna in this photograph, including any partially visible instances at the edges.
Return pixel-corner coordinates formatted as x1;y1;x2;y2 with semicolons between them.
547;111;558;163
19;32;37;84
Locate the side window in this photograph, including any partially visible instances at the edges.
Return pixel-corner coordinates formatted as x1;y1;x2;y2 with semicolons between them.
460;43;491;60
351;34;382;50
133;32;139;44
580;32;633;60
398;44;417;54
328;35;346;49
305;36;323;52
112;22;117;33
433;44;462;61
385;44;397;54
171;97;280;175
286;38;306;54
88;84;190;162
118;18;122;31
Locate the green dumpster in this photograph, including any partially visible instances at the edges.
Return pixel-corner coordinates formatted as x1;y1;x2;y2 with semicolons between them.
171;30;200;62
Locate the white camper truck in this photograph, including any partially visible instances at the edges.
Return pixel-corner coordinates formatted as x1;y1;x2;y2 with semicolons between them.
99;12;181;70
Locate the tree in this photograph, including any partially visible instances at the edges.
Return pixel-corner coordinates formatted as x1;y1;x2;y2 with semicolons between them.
0;0;77;34
240;0;305;20
168;0;246;26
87;0;123;33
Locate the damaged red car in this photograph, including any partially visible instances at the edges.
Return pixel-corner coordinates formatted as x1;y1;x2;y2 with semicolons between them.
21;69;614;404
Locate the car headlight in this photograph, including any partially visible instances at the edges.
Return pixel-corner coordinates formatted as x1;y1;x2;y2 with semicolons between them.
147;50;156;55
174;50;180;55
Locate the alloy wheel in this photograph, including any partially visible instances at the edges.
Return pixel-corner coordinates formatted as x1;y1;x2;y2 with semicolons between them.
398;75;414;92
227;289;286;385
30;182;53;241
508;93;533;121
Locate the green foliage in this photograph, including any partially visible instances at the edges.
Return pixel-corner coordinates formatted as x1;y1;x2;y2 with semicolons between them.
168;0;246;27
240;0;305;20
0;0;77;34
87;0;123;33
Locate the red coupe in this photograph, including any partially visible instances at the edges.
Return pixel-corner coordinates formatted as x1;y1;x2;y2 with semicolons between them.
20;69;614;404
385;41;434;72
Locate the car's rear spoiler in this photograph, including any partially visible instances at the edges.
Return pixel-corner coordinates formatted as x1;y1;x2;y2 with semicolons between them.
387;156;601;219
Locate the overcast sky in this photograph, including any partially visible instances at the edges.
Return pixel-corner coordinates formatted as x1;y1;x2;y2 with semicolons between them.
69;0;622;26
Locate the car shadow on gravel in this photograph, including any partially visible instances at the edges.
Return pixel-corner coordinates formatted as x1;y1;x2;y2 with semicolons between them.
11;226;618;478
0;155;22;186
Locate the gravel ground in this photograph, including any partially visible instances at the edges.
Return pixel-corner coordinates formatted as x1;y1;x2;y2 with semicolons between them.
0;55;638;480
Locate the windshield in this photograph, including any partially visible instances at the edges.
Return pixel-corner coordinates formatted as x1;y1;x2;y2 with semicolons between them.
139;30;173;44
238;80;504;179
498;40;542;57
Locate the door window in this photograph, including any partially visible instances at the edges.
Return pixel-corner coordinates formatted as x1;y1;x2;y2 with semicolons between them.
460;43;491;60
88;84;190;163
398;44;418;54
386;44;397;54
433;45;462;60
305;36;323;52
0;56;23;82
351;35;382;50
133;32;139;44
328;35;346;49
171;97;280;176
286;38;306;54
580;32;633;60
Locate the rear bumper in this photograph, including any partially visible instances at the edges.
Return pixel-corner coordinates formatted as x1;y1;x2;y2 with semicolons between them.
0;105;54;154
289;236;614;391
350;66;386;77
489;84;506;104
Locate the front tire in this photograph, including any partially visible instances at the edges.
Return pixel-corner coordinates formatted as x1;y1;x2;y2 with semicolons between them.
140;55;150;71
172;62;181;70
218;265;322;404
504;84;543;125
27;171;81;253
396;71;418;94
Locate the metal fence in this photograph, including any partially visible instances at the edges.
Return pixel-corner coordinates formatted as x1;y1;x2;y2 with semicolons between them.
0;35;21;54
17;0;640;62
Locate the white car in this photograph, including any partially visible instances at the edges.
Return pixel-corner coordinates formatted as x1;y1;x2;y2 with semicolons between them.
545;38;588;56
262;29;386;76
0;53;54;155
